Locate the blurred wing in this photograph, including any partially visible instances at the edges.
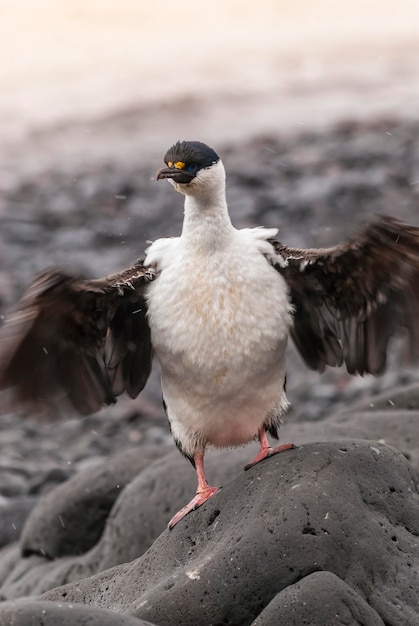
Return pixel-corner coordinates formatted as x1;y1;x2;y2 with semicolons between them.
0;261;155;416
271;216;419;375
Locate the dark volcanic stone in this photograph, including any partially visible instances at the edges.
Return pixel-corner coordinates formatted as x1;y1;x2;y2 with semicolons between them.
0;544;20;587
20;446;168;559
349;381;419;413
0;445;258;599
0;496;37;548
292;419;419;476
251;571;385;625
0;599;155;625
42;441;419;626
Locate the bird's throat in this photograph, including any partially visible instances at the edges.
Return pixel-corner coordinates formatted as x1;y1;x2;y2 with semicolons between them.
181;196;234;251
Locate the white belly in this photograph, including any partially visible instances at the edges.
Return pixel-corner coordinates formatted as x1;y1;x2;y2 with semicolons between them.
145;233;293;457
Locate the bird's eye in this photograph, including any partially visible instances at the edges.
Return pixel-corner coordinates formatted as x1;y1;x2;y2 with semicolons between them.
187;164;197;173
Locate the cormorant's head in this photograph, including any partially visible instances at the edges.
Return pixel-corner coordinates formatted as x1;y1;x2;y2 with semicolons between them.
157;141;222;196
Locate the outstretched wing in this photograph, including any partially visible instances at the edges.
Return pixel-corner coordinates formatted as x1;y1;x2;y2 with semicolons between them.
271;216;419;375
0;261;156;416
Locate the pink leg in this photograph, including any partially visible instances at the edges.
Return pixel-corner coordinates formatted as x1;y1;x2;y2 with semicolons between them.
244;429;295;471
168;451;220;529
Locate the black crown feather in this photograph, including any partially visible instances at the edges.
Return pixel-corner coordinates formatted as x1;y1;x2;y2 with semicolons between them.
164;141;219;170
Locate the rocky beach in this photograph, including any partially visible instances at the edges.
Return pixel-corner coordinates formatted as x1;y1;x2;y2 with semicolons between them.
1;1;419;624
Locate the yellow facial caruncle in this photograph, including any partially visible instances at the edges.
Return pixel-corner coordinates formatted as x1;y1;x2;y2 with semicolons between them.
167;161;185;169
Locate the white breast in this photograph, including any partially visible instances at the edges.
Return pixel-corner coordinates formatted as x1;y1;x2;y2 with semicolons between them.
144;227;293;456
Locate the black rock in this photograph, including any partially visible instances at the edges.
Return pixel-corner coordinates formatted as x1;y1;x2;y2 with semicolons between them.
40;441;419;626
0;599;155;625
0;496;37;548
251;571;385;625
0;444;257;599
20;446;168;560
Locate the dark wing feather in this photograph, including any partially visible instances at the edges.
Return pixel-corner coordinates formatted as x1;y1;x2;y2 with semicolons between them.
0;261;155;416
104;288;152;399
271;216;419;375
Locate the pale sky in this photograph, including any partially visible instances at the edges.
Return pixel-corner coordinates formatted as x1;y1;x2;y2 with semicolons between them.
1;0;418;138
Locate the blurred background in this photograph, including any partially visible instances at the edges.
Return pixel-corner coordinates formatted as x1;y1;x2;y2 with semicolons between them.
1;0;419;173
0;0;419;472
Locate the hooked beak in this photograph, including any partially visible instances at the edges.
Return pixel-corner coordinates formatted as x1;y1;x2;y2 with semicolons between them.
156;167;195;184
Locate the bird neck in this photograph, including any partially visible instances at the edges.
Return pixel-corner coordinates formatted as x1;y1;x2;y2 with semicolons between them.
181;188;234;251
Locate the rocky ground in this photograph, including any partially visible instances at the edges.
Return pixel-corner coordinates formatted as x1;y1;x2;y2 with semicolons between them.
1;114;419;624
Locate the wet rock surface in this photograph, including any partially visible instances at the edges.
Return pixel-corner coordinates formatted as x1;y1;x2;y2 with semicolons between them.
19;446;169;560
0;446;257;600
0;599;154;625
251;571;386;626
36;441;419;626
